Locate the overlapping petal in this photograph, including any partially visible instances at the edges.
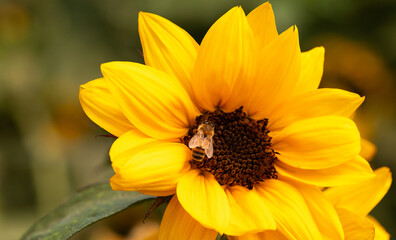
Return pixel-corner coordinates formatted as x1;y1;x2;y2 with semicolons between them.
224;186;276;236
79;78;134;137
366;216;390;240
269;88;364;131
191;6;257;112
336;208;375;240
177;169;229;233
247;26;301;119
102;61;200;140
276;155;374;186
272;116;361;169
139;12;199;97
110;129;158;169
288;181;344;240
324;167;392;216
256;179;322;239
158;196;218;240
246;2;278;50
291;47;325;96
109;129;191;196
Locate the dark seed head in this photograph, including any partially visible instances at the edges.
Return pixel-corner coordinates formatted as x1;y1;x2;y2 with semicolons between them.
182;107;278;190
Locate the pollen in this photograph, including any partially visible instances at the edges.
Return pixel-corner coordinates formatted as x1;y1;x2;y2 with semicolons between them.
183;107;278;189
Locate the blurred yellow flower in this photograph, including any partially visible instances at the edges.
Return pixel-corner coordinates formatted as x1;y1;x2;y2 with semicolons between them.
89;221;159;240
360;138;377;161
80;2;375;239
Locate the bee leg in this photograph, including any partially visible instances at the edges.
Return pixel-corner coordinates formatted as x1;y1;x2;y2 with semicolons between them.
137;48;144;58
95;134;117;138
143;195;173;223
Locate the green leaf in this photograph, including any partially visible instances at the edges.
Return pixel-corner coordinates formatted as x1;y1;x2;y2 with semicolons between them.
22;183;155;240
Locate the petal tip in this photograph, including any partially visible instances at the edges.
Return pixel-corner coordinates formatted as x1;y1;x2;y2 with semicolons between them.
138;11;144;20
138;11;154;21
360;95;366;103
100;62;113;73
101;61;131;77
293;25;299;33
228;5;246;17
252;1;273;13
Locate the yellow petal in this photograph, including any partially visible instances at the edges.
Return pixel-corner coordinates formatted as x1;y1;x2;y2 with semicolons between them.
360;138;377;161
177;169;229;233
138;12;199;97
288;181;344;240
272;116;361;169
324;167;392;217
79;78;134;137
191;6;257;112
291;47;325;96
257;230;289;240
269;88;364;131
256;179;322;239
224;186;276;236
229;230;288;240
276;155;375;187
109;129;158;168
102;61;200;140
247;2;278;50
366;215;390;240
336;208;375;240
109;130;191;196
158;196;218;240
247;26;301;119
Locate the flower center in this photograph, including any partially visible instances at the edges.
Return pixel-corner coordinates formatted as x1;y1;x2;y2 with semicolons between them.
182;107;278;189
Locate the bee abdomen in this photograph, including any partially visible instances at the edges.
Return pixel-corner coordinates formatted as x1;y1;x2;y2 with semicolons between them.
192;147;205;161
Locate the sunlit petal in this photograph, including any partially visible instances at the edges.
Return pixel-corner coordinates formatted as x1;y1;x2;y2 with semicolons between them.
247;2;278;50
246;26;301;119
191;7;257;112
291;47;325;96
158;196;218;240
276;155;374;187
79;78;133;137
288;180;344;240
336;208;375;240
102;61;200;140
139;12;199;97
256;179;322;239
109;129;190;196
366;215;390;240
224;186;276;236
177;169;230;233
272;116;361;169
324;167;392;216
269;88;364;131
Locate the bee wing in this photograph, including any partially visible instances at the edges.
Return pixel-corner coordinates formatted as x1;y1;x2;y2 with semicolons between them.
188;131;204;149
205;137;214;158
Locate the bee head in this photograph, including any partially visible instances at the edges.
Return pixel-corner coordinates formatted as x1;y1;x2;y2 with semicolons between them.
202;121;214;128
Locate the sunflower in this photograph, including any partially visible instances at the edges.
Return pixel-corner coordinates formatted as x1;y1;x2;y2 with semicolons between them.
80;2;375;239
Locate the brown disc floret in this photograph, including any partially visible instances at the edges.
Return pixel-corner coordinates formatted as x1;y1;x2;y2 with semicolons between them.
182;107;278;190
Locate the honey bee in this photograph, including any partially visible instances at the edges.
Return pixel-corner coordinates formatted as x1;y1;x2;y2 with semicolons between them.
189;121;215;161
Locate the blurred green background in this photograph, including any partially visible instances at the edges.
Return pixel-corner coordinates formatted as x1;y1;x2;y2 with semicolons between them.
0;0;395;239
